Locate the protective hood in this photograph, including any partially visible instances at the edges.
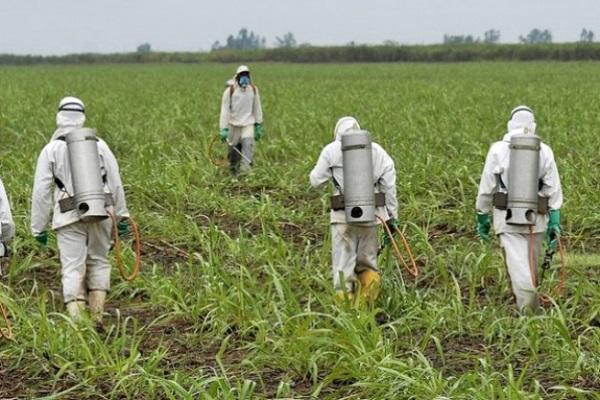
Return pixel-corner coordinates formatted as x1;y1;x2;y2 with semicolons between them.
53;97;86;140
334;116;360;141
507;105;536;135
236;65;250;75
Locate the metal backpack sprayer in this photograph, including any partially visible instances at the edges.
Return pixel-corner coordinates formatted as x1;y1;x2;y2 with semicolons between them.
493;131;566;300
59;128;142;281
333;129;419;277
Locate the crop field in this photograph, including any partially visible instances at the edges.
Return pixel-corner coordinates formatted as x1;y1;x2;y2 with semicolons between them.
0;62;600;399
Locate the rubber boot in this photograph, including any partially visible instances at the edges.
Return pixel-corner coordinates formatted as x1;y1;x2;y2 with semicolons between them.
88;290;107;325
66;300;86;322
357;269;381;304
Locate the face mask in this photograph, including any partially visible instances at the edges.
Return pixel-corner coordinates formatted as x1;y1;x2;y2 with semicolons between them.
239;75;250;88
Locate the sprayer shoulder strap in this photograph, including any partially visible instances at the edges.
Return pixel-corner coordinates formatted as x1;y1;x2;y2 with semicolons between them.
330;167;343;195
495;173;506;190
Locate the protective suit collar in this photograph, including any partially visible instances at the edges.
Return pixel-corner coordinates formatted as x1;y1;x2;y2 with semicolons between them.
52;111;86;140
334;116;360;141
502;125;537;143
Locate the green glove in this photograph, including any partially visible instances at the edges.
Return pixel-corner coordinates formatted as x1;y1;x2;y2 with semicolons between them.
381;218;399;247
219;128;229;143
546;209;561;251
35;231;48;247
118;219;130;239
476;213;491;243
254;123;263;141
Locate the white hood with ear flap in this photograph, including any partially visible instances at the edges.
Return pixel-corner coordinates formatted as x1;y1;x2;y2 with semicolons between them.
53;96;86;140
334;116;361;141
507;105;536;135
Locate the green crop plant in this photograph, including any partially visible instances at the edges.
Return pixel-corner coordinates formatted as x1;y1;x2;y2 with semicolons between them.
0;62;599;398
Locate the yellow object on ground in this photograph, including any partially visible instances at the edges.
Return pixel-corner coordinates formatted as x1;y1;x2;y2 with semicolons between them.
357;269;381;304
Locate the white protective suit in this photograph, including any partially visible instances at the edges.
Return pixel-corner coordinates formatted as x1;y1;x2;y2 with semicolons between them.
219;66;263;172
310;117;398;291
0;177;15;259
31;100;129;304
476;107;563;311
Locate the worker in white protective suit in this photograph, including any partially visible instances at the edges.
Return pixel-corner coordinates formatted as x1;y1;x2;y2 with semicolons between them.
31;97;130;323
310;116;399;304
476;106;563;313
219;65;264;175
0;177;15;273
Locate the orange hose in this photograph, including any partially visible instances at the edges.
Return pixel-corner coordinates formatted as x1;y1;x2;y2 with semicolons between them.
555;236;567;297
377;216;419;277
109;212;142;282
396;226;419;277
0;300;12;340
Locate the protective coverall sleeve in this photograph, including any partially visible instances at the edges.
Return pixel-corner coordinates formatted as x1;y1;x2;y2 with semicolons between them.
253;88;263;124
31;147;55;235
377;149;398;219
219;88;231;131
102;146;129;219
476;146;497;214
540;146;563;210
309;147;332;189
0;178;15;241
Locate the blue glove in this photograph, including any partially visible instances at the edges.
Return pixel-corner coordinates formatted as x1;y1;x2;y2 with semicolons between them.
476;213;491;243
219;128;229;143
546;209;561;251
381;218;399;247
254;123;263;141
35;231;48;247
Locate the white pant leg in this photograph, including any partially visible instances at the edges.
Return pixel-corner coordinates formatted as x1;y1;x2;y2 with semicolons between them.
56;222;88;304
500;232;543;311
240;125;255;171
85;218;113;292
240;137;255;171
355;225;379;273
331;224;358;291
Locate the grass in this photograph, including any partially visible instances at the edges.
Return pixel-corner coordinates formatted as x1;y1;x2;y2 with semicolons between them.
0;62;599;399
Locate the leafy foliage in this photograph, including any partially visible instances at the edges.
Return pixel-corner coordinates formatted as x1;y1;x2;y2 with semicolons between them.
520;29;553;44
6;43;600;65
1;63;600;398
136;43;152;54
484;29;501;44
274;32;297;49
443;34;479;44
580;29;595;43
212;28;266;51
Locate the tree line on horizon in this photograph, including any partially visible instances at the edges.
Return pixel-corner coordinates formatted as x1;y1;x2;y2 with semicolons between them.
3;27;600;66
134;27;596;54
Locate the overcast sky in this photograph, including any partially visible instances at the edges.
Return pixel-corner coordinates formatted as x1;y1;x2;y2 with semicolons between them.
0;0;596;55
